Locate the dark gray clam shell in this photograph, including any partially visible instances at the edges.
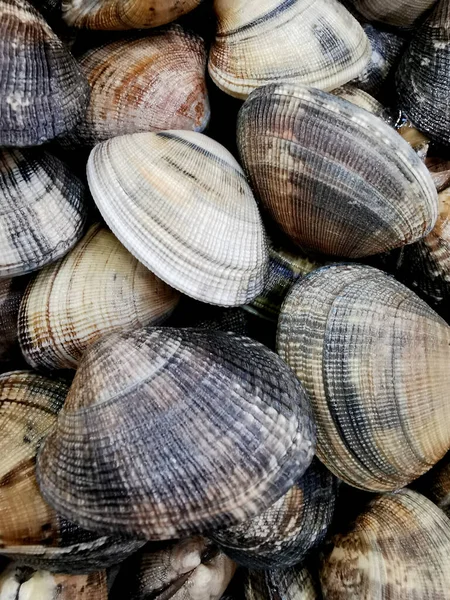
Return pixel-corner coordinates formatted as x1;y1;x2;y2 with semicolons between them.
244;565;320;600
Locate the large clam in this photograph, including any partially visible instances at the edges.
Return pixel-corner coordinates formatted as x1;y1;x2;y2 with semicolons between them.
245;565;320;600
350;0;438;28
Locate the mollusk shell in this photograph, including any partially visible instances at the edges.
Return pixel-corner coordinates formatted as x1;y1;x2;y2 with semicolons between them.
238;84;437;258
245;565;320;600
88;131;268;306
37;327;316;539
331;85;391;122
350;0;437;27
0;278;27;368
18;224;180;371
0;0;89;146
320;489;450;599
277;264;450;491
397;119;430;160
415;453;450;517
426;156;450;192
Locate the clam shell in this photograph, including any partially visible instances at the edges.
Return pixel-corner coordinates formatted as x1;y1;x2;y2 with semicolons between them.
87;131;268;306
350;0;437;27
426;156;450;192
331;85;391;122
37;327;316;539
18;224;180;371
0;277;27;368
397;119;430;159
277;264;450;491
320;489;450;599
237;84;438;258
245;565;320;600
0;0;89;146
209;0;370;100
415;452;450;517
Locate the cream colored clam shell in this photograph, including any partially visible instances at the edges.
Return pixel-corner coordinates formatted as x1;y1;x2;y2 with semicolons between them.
350;0;438;28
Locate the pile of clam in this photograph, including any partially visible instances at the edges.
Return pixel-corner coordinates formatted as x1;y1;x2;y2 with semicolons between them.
1;0;450;598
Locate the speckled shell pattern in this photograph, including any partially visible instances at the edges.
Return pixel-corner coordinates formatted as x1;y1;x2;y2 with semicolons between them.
0;0;89;147
416;453;450;517
0;277;27;367
238;84;438;259
18;224;180;371
69;27;210;146
277;264;450;492
396;0;450;147
36;327;316;539
209;459;336;569
245;566;320;600
331;85;391;122
87;131;268;306
0;149;86;278
209;0;371;99
320;490;450;599
350;0;437;28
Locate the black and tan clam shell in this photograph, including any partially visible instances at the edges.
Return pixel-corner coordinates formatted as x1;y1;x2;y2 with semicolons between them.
238;84;437;258
320;489;450;599
415;452;450;517
0;277;27;368
37;327;316;539
277;264;450;492
350;0;437;27
244;565;320;600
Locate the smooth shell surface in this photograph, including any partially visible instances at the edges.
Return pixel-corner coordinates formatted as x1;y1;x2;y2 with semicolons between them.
238;84;438;258
88;131;268;306
245;566;320;600
350;0;437;28
209;0;370;99
0;278;27;367
277;264;450;491
37;327;316;539
18;224;180;371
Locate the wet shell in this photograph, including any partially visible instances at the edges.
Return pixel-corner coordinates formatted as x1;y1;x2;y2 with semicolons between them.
0;149;87;278
238;84;438;258
350;0;437;27
18;224;180;371
0;277;27;368
87;131;268;306
0;0;89;147
415;453;450;517
209;459;337;569
69;27;210;146
209;0;370;100
277;264;450;492
245;565;320;600
37;327;316;539
331;85;391;122
320;489;450;599
396;0;450;147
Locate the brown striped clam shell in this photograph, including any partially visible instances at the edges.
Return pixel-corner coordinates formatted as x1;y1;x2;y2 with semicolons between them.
245;565;320;600
349;0;437;27
0;277;28;369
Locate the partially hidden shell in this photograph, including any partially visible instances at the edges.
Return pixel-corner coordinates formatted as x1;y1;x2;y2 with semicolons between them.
0;149;87;278
414;452;450;517
277;264;450;492
237;84;437;258
331;85;391;122
350;0;438;27
18;224;180;371
37;327;316;539
88;131;268;306
320;489;450;599
245;565;320;600
397;119;430;160
0;0;89;147
426;156;450;192
0;278;28;368
208;0;370;100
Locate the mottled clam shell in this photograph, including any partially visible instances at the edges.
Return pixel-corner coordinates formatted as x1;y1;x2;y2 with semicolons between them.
238;84;437;258
245;566;320;600
277;264;450;492
0;149;87;278
0;0;89;146
209;459;337;569
320;489;450;599
37;327;316;539
415;452;450;517
209;0;370;100
0;278;27;368
331;85;391;122
88;131;268;306
18;224;180;371
350;0;437;27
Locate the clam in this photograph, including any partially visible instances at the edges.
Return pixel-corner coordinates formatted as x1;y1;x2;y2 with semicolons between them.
331;85;391;122
18;223;180;371
208;0;371;100
0;149;87;278
37;327;316;539
209;459;337;569
426;156;450;192
350;0;438;27
0;277;27;369
87;131;268;306
0;0;89;146
320;489;450;598
415;452;450;517
237;84;437;258
397;118;430;159
245;565;320;600
277;264;450;492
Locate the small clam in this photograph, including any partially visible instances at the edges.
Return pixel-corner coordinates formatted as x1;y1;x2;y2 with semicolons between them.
87;131;268;306
349;0;438;27
277;264;450;491
320;489;450;599
415;452;450;517
245;565;320;600
238;84;437;258
397;118;431;159
426;156;450;192
331;85;391;122
208;0;370;99
18;224;180;371
37;327;315;539
0;278;27;369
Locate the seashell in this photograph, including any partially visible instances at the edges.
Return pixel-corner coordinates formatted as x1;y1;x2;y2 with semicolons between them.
208;0;371;100
426;156;450;192
245;565;320;600
37;327;316;539
0;0;89;147
350;0;438;27
331;85;391;122
62;0;202;29
397;117;430;160
396;0;450;147
111;538;237;600
68;27;210;146
277;264;450;492
238;84;438;258
209;459;337;569
0;149;87;278
415;452;450;517
0;277;28;368
87;131;268;306
18;224;180;371
320;489;450;598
